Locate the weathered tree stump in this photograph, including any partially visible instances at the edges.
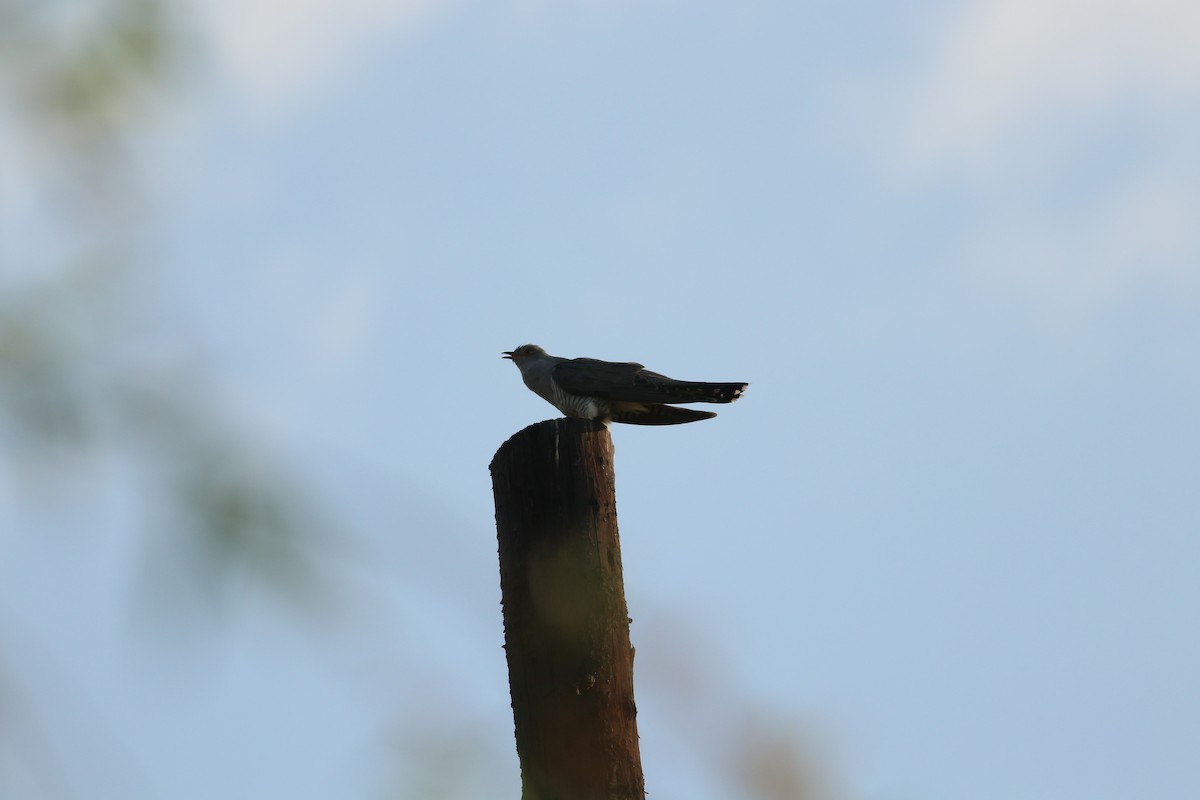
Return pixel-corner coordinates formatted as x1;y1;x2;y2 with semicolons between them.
490;418;644;800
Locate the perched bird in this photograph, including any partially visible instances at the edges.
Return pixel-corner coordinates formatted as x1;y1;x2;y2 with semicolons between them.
503;344;748;425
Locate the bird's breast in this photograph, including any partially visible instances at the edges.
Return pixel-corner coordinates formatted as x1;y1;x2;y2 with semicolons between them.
548;383;609;420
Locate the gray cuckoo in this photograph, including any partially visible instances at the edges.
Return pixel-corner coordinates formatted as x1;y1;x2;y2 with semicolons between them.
503;344;748;425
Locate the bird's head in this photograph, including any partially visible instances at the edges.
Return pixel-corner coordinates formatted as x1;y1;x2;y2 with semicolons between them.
502;344;547;365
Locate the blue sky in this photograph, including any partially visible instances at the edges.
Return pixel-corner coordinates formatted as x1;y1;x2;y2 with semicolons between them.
4;1;1199;798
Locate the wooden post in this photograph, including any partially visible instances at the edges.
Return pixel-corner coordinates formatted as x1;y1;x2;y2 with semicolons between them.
490;418;644;800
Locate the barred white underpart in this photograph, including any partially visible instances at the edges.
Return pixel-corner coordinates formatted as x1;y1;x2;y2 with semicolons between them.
549;382;609;420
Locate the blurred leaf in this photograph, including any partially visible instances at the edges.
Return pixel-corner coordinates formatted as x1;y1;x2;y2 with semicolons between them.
0;312;91;450
735;717;839;800
2;0;179;140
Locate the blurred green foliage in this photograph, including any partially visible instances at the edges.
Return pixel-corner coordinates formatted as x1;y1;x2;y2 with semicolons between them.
1;0;174;146
1;4;334;791
0;0;330;620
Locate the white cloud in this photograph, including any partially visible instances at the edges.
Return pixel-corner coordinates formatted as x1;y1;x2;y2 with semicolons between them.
863;0;1200;317
202;0;450;115
896;0;1200;176
967;166;1200;318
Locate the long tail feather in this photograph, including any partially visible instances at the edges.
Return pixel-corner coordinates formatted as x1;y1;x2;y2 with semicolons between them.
611;405;717;425
629;377;748;405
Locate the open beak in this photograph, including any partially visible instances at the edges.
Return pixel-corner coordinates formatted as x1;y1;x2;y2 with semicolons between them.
502;351;513;360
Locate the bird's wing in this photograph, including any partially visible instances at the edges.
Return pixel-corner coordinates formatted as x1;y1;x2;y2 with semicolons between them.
553;358;649;398
554;358;746;404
